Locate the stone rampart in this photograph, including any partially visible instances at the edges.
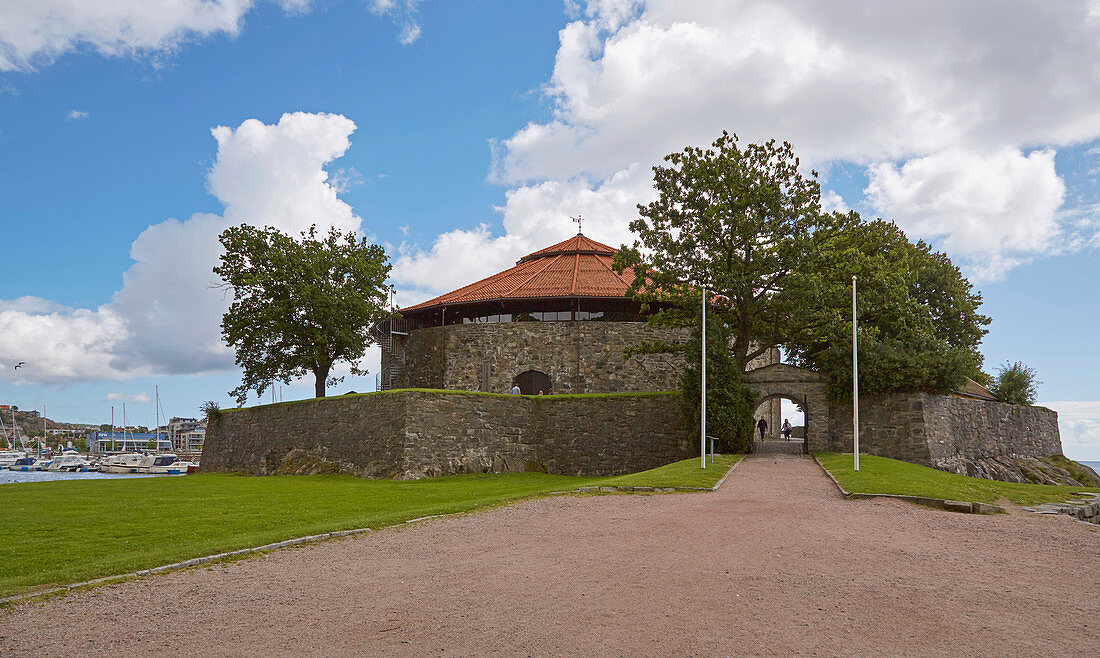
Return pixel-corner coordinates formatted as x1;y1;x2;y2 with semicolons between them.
201;390;691;479
822;392;1066;484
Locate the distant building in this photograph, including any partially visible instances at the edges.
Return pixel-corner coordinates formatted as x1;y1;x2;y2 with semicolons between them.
165;417;205;453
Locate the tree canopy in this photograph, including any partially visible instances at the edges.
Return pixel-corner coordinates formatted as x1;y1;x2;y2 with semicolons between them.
615;131;990;400
785;219;990;398
615;132;845;372
215;224;393;404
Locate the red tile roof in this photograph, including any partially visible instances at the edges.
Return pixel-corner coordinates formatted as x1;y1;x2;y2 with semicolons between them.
402;234;638;312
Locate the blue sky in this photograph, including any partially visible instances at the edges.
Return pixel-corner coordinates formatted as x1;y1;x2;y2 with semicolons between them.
1;1;1098;459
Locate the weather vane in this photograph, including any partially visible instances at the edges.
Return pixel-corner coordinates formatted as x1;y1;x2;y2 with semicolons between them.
572;215;584;235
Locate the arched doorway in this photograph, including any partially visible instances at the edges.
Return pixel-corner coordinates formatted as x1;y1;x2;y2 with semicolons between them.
744;363;829;454
514;370;552;395
752;394;806;445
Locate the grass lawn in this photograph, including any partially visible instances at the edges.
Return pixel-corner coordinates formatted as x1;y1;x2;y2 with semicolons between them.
602;454;740;489
0;456;738;600
816;453;1098;506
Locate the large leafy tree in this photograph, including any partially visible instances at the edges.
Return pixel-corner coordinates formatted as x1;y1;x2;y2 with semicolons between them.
616;131;990;401
614;131;849;372
215;224;393;404
787;219;990;398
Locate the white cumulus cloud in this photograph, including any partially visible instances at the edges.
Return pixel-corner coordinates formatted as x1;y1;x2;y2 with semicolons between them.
0;112;364;385
66;109;88;120
106;392;152;403
1044;401;1100;461
453;0;1100;286
391;165;652;303
865;148;1067;281
0;0;422;72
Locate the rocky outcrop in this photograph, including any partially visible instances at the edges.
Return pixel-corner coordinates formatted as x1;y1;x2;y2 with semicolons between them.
931;455;1098;486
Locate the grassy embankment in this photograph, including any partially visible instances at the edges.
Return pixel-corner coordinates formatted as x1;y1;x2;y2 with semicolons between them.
0;455;738;600
816;452;1097;506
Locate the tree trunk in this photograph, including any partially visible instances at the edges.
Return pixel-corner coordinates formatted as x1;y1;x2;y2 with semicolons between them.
314;363;330;398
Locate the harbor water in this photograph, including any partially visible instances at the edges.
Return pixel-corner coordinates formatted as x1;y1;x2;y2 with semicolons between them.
0;470;180;485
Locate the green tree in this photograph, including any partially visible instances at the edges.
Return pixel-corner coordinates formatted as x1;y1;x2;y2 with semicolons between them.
990;361;1040;405
215;224;393;404
615;132;848;372
785;219;990;398
679;310;757;452
616;132;990;399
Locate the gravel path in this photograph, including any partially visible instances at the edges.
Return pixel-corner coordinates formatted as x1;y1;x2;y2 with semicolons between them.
2;456;1097;656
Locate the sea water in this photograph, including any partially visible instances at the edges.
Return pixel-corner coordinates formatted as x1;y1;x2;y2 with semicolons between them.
0;470;175;485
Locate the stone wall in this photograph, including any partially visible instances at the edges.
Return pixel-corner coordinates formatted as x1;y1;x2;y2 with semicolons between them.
200;392;410;478
396;321;689;395
822;392;1066;484
201;390;691;479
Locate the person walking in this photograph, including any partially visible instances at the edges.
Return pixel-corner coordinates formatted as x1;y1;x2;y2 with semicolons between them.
756;417;768;441
782;419;792;441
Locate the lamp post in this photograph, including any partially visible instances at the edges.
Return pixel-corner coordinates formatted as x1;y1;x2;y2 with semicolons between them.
701;286;706;469
852;276;859;472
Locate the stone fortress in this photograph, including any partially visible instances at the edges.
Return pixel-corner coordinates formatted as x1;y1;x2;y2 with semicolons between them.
376;232;779;419
203;232;1087;487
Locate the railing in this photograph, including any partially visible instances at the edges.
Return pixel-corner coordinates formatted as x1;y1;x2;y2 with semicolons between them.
375;318;415;391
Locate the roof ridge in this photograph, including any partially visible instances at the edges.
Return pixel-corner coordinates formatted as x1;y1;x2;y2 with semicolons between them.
504;254;562;297
570;252;580;295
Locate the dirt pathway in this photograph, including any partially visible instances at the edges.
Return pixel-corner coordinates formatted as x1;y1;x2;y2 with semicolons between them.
3;456;1097;656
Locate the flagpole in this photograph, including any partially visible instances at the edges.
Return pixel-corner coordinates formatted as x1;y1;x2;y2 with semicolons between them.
701;286;706;469
852;275;859;472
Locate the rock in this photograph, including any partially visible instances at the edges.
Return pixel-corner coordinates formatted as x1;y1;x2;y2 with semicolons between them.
943;500;973;513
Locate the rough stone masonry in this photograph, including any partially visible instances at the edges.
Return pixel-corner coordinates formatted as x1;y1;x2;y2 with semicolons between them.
201;390;692;479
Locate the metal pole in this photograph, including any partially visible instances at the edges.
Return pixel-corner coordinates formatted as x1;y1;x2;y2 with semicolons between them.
701;286;706;469
852;276;859;472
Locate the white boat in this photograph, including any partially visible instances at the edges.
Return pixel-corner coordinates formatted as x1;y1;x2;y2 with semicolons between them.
136;453;193;475
0;450;27;468
47;450;91;472
33;458;53;470
6;456;37;471
99;453;144;474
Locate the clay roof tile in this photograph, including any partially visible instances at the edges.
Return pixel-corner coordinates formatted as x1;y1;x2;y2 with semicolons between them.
402;234;640;312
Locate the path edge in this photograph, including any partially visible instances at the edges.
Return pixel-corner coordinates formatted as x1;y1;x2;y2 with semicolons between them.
574;455;743;495
810;453;1004;515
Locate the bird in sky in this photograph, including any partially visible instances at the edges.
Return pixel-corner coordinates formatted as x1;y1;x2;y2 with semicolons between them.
14;362;25;369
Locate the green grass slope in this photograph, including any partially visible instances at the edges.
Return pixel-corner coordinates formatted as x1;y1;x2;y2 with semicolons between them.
816;453;1097;506
0;455;739;600
602;454;740;489
0;472;600;599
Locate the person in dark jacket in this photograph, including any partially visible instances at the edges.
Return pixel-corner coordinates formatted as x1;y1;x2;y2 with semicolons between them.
756;417;768;441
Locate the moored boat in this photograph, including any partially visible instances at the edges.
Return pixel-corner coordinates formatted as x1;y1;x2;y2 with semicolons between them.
136;453;194;475
6;456;37;471
46;449;91;472
0;450;27;468
99;453;144;473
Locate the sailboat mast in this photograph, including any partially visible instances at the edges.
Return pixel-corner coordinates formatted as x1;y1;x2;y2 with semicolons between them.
155;385;160;452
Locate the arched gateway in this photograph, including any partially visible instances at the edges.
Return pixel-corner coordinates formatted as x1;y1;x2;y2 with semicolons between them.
744;363;829;453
